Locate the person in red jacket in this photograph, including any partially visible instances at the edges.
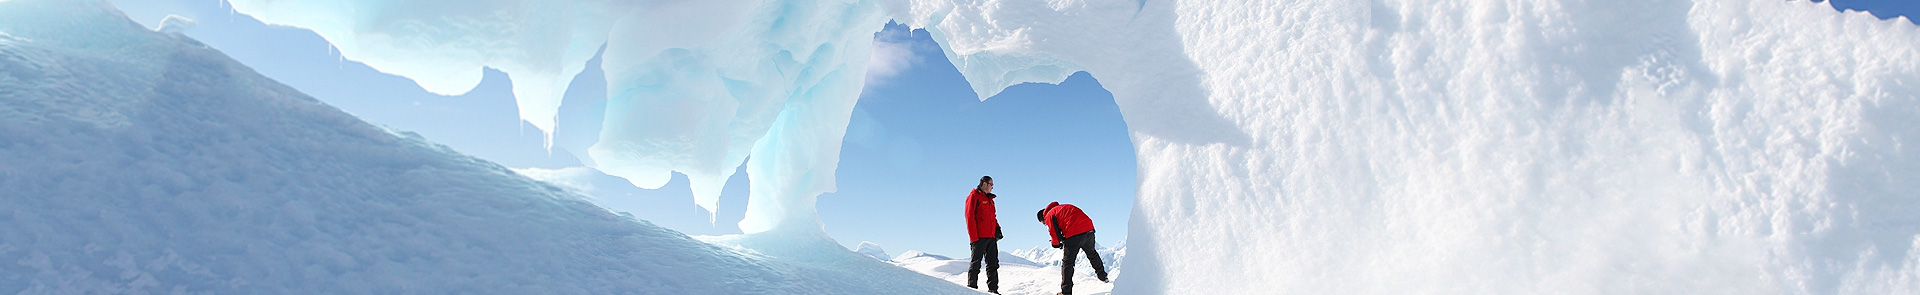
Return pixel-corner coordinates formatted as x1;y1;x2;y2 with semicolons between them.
964;176;1002;294
1037;202;1108;295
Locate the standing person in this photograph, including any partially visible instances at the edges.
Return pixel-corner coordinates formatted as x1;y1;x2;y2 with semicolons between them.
1037;202;1108;295
964;176;1002;294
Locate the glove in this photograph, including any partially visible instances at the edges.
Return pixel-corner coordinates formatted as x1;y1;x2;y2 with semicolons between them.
1051;243;1062;249
995;226;1004;239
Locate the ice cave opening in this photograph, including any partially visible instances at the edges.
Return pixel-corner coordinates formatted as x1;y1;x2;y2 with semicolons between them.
819;24;1139;258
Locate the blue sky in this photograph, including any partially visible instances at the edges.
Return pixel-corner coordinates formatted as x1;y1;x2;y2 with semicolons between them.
107;0;1916;258
1824;0;1917;24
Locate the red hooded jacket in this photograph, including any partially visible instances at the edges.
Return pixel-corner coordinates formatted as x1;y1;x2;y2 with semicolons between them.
965;188;999;242
1040;202;1095;246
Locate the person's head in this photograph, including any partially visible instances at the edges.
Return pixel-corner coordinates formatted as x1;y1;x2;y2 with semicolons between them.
977;175;994;193
1036;202;1059;223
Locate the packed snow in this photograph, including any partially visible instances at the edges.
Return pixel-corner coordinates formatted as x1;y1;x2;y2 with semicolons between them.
870;242;1124;295
0;0;974;293
88;0;1920;293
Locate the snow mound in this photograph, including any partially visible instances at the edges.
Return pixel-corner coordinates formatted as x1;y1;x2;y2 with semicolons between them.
153;14;191;34
892;250;953;263
0;1;970;293
856;241;891;262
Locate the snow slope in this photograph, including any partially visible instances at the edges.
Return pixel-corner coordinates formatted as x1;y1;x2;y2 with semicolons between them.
879;244;1114;295
0;0;972;293
895;258;1114;295
220;0;1920;294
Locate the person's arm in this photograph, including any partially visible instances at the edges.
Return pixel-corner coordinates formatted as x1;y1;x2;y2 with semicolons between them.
1050;215;1065;247
964;197;978;239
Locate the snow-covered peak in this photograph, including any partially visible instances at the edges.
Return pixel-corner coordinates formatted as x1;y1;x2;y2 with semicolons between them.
856;241;891;262
892;250;953;263
153;14;192;34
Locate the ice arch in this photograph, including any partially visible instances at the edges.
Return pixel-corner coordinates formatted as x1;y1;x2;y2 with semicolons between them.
226;0;1920;293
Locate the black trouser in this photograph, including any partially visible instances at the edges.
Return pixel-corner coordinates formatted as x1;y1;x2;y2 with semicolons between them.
968;237;1000;290
1060;230;1108;295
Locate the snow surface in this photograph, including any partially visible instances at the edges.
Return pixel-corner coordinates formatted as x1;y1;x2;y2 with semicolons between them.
222;0;1920;294
0;0;974;293
878;242;1120;295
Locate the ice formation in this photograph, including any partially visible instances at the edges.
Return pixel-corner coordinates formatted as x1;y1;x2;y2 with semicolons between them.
223;0;1920;294
0;1;973;293
226;0;887;230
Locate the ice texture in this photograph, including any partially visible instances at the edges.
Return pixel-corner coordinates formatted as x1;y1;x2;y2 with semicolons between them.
225;0;1920;293
0;1;973;293
902;0;1920;294
227;0;887;229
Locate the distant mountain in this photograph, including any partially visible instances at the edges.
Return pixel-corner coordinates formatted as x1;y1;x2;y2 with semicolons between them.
1010;238;1126;273
856;241;891;262
891;250;953;263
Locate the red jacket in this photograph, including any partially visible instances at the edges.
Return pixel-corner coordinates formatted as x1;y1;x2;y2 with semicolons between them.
1040;202;1095;246
965;189;999;242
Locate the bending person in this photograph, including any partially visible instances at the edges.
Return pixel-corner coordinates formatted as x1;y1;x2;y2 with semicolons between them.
964;176;1002;294
1037;201;1108;295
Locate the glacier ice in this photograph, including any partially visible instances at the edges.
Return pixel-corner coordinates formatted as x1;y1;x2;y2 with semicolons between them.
0;0;976;293
228;0;888;229
220;0;1920;293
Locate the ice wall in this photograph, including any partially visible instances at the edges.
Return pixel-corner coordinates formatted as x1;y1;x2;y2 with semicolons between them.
899;0;1920;293
226;0;1920;293
228;0;888;229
